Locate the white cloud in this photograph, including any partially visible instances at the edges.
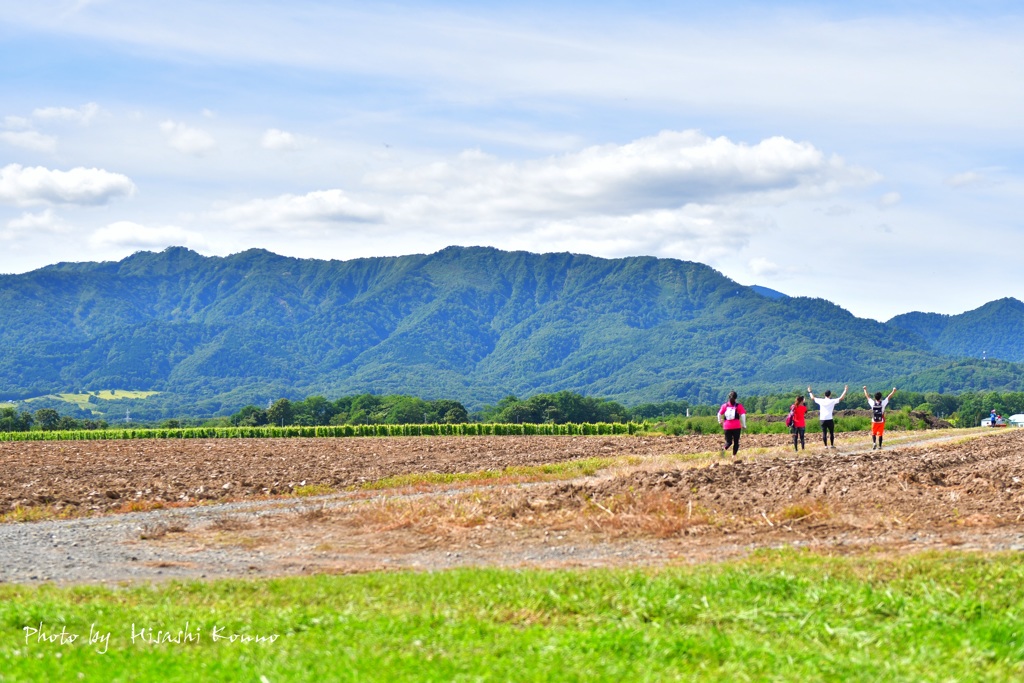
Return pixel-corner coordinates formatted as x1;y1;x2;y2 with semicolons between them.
3;116;31;129
211;189;384;230
89;221;208;250
0;164;136;206
2;209;68;239
0;130;58;153
210;131;870;263
947;171;982;188
261;128;301;151
63;0;105;15
7;4;1024;133
32;102;100;125
369;131;877;219
748;257;782;278
159;120;216;155
879;191;901;207
505;205;766;263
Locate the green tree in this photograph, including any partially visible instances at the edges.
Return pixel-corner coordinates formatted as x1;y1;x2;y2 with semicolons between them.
386;397;427;424
34;408;61;431
0;407;24;432
347;409;370;425
425;400;469;424
955;393;988;427
499;403;537;424
351;395;383;422
923;392;959;417
267;398;294;426
231;405;268;427
57;416;81;430
294;395;335;426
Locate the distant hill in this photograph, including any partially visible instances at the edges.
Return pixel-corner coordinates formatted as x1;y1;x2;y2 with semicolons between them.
1;246;1022;417
886;298;1024;362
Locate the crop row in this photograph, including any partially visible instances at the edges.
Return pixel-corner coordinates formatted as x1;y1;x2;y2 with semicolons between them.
0;421;646;442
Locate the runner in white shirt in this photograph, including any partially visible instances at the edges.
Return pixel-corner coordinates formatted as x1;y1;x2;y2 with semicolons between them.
808;385;847;449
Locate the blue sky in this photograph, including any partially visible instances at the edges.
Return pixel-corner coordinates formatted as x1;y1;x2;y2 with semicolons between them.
1;1;1023;320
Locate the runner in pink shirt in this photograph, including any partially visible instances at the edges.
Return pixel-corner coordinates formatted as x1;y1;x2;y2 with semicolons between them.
717;391;747;456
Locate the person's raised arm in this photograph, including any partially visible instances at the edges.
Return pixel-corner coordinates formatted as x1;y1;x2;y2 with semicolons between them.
838;385;848;401
862;386;870;401
807;386;815;400
886;387;897;401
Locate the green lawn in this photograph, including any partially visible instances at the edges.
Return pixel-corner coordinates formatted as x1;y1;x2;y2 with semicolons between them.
2;550;1023;681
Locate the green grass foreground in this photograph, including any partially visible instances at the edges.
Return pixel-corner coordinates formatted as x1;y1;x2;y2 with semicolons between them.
2;551;1023;681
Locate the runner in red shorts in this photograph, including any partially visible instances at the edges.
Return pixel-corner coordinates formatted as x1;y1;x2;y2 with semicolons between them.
863;386;897;450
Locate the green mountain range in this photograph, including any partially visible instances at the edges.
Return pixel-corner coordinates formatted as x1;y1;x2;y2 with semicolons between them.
1;246;1022;417
886;298;1024;363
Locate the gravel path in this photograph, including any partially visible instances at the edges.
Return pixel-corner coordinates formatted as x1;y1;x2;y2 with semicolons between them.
0;498;306;584
0;487;675;584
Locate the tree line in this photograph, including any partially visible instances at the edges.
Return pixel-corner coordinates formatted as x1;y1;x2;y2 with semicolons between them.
219;392;631;427
225;390;1024;428
229;394;470;428
0;406;109;432
5;389;1024;432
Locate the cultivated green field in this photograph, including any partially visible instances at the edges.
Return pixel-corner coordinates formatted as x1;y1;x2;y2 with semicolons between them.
22;390;161;411
0;422;645;442
2;551;1022;681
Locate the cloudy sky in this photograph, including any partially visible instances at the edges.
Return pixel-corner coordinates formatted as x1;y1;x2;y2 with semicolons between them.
1;1;1022;320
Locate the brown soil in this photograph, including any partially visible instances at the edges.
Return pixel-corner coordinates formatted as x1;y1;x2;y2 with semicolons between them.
5;428;1021;583
142;429;1024;576
0;433;797;513
230;430;1015;573
550;429;1024;529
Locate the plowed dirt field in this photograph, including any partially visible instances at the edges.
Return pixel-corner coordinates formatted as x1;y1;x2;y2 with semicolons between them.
0;432;800;514
2;428;1022;584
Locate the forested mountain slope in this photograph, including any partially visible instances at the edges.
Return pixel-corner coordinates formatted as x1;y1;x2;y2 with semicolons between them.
887;298;1024;363
0;246;1021;413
